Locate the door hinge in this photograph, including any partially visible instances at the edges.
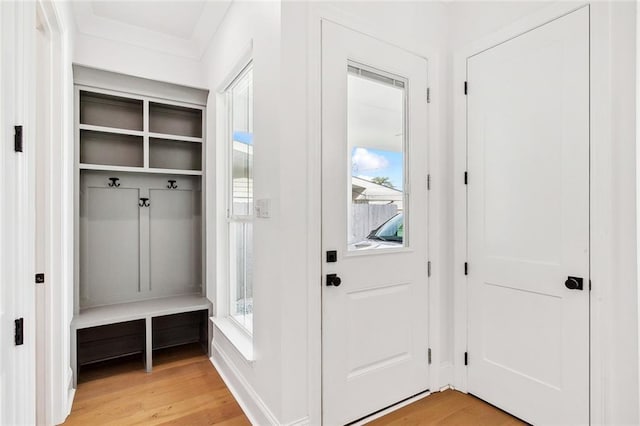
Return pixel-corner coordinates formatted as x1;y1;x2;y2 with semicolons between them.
427;174;431;190
427;261;432;277
15;318;24;346
464;262;468;276
464;351;468;366
464;81;468;95
428;348;432;364
35;273;45;284
589;279;592;291
14;125;23;152
464;171;468;185
427;87;431;103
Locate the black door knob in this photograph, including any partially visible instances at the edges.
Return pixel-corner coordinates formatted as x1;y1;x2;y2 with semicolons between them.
565;276;584;290
326;274;342;287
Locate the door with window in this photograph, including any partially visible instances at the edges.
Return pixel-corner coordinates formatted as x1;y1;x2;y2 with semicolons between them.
321;21;430;425
466;7;589;425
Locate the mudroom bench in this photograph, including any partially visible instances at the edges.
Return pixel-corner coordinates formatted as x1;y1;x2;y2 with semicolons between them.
71;295;211;385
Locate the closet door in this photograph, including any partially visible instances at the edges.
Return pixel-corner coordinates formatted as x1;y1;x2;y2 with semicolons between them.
149;184;201;295
466;7;589;424
81;176;140;307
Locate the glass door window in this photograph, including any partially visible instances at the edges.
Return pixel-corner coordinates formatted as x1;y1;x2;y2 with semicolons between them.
347;64;407;251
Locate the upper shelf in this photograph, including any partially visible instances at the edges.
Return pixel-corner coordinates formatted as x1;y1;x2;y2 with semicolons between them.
79;91;205;139
80;90;143;131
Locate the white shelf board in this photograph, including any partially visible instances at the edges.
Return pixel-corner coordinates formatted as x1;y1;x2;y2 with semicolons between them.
147;167;203;176
79;163;203;176
73;294;211;330
79;123;144;137
78;126;203;144
148;132;203;143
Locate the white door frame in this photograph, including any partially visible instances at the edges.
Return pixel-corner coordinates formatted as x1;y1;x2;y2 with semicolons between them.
33;0;75;424
305;4;447;424
1;1;37;424
453;2;636;424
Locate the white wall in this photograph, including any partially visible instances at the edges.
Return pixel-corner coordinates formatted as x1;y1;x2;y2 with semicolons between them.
447;1;553;50
203;1;286;423
73;31;205;89
606;2;638;422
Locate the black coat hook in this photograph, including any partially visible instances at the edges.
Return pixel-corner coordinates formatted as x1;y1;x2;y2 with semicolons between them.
108;177;120;188
139;197;150;207
167;180;178;189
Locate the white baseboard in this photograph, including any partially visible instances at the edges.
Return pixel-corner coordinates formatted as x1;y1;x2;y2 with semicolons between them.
210;341;280;425
58;367;75;424
65;388;76;416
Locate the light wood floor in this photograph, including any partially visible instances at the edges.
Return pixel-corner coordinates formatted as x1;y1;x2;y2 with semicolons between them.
63;344;523;425
369;390;526;426
63;344;249;426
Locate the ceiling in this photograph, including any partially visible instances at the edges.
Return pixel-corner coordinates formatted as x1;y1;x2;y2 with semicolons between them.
72;1;232;60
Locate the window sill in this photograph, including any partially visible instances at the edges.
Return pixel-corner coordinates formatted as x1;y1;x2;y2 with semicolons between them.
210;316;255;363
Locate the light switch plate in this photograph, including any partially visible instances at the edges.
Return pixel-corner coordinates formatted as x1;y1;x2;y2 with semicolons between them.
255;199;271;218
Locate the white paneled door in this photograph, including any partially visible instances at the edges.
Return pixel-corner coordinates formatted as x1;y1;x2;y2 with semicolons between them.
321;21;430;425
467;7;589;425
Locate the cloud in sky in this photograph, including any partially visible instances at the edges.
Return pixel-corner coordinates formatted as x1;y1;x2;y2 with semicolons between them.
352;147;389;173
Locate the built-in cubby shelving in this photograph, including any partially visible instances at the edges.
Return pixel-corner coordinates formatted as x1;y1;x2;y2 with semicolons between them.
76;86;205;175
72;68;210;385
